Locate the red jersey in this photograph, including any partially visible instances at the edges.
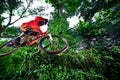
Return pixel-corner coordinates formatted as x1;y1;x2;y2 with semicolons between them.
20;16;46;34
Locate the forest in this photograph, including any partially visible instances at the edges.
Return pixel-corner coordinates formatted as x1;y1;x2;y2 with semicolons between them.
0;0;120;80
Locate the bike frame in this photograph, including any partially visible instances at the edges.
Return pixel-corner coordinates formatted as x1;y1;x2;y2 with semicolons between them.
21;23;54;46
19;32;48;46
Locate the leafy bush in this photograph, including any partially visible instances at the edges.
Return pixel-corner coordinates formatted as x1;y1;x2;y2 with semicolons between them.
0;47;105;80
1;27;21;37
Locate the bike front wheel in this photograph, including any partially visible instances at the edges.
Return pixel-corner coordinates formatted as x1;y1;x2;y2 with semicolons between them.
38;35;69;54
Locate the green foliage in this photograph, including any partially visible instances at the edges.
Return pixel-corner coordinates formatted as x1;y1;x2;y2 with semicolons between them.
0;0;22;14
49;15;68;35
77;21;106;38
1;27;21;37
78;0;120;21
76;1;120;38
0;38;120;80
0;45;105;80
49;15;83;51
46;0;81;16
99;46;120;80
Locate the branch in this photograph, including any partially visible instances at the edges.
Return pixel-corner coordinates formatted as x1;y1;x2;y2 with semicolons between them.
4;8;13;29
4;0;32;28
10;0;31;25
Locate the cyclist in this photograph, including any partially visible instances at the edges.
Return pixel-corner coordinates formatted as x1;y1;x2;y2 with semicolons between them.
15;16;48;46
21;16;48;35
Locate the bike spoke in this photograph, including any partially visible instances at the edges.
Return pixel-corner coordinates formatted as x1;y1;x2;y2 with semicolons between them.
0;40;20;57
0;48;19;57
38;35;69;54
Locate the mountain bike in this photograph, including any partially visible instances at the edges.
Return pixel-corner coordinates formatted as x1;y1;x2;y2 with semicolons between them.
0;25;69;57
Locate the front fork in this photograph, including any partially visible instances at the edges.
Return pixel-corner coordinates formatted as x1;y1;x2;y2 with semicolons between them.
48;34;54;44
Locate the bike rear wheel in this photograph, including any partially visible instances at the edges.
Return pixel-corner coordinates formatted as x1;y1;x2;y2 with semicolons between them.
38;35;69;54
0;40;19;57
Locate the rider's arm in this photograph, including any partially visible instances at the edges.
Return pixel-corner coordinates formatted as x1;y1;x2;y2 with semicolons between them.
38;19;48;26
20;23;29;32
23;27;39;36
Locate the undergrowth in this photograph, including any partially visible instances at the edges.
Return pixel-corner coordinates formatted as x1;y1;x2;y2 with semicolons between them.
0;43;120;80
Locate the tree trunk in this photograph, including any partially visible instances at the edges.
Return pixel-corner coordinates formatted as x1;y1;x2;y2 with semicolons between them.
0;24;2;37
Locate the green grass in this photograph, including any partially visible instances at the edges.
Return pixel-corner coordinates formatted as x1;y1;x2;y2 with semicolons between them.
0;40;120;80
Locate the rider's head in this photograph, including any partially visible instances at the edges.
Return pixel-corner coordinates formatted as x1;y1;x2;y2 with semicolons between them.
35;16;48;26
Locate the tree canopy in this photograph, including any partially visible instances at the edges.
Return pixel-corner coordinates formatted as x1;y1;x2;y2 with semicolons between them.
0;0;33;36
